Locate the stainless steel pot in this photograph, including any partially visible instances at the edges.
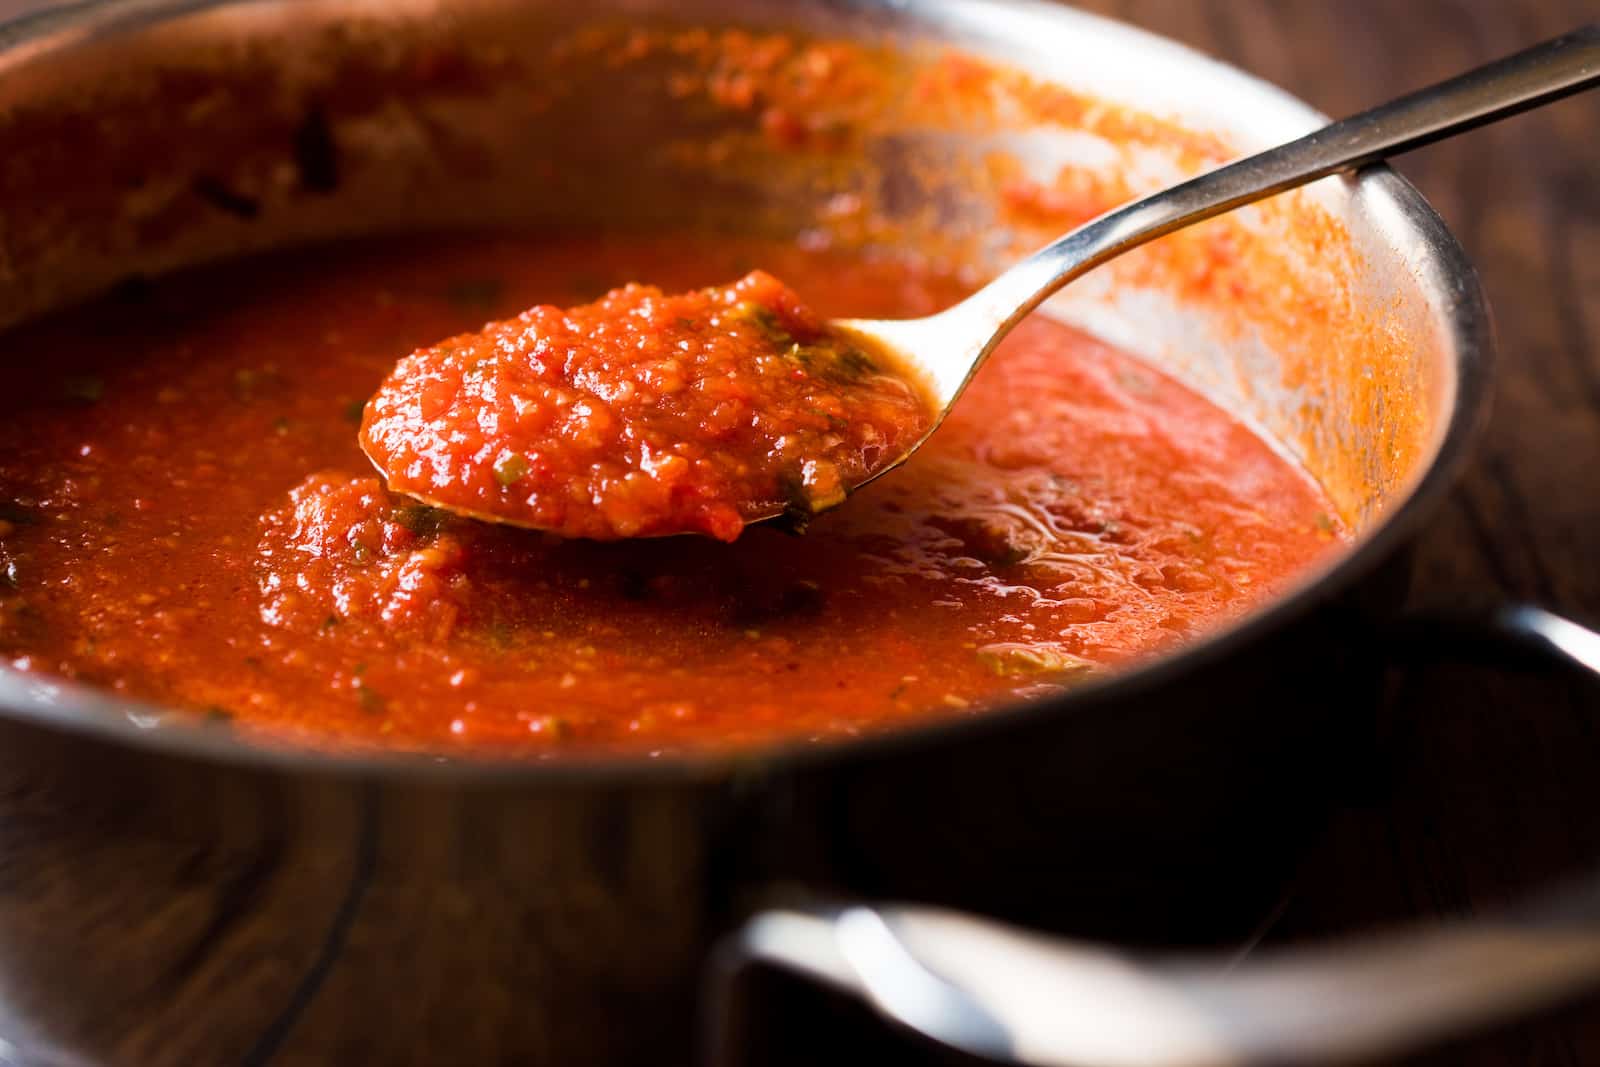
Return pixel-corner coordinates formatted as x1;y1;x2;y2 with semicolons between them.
0;2;1595;1064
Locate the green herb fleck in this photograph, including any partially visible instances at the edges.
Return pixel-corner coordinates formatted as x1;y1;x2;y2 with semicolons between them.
272;417;292;436
321;614;340;630
770;469;814;536
834;345;876;378
357;686;385;714
727;301;792;346
351;541;371;563
787;338;875;381
343;398;367;424
807;406;848;431
61;375;105;404
1314;512;1336;533
394;503;450;537
493;453;529;488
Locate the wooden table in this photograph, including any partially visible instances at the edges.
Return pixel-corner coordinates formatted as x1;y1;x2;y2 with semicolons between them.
1066;2;1600;1064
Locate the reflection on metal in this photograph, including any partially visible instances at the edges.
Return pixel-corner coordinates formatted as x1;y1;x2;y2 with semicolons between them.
834;908;1014;1060
1506;604;1600;678
726;894;1600;1067
737;911;860;994
720;597;1600;1065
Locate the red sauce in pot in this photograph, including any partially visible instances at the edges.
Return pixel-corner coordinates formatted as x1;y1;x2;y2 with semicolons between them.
359;271;931;541
0;233;1343;756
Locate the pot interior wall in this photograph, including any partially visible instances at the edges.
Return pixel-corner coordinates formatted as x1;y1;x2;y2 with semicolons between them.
0;0;1451;532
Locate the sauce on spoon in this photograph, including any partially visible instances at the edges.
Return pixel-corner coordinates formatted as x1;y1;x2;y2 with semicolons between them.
359;270;934;541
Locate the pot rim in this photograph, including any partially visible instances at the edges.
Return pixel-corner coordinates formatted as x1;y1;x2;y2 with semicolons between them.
0;0;1492;786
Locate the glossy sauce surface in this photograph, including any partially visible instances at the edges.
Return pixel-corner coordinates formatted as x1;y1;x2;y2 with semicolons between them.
0;234;1342;756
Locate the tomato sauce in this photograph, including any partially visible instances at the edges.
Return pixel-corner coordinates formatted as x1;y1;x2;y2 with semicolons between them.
360;271;931;541
0;233;1342;757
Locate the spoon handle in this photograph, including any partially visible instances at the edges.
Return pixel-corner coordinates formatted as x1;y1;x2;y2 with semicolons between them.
955;23;1600;354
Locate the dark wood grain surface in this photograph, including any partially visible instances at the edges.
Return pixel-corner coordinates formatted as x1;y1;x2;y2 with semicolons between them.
1062;2;1600;1064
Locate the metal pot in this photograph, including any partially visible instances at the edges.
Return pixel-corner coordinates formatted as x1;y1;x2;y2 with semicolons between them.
0;1;1594;1064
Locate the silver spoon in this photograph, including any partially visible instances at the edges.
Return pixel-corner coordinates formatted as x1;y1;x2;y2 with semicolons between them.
806;23;1599;521
369;26;1596;537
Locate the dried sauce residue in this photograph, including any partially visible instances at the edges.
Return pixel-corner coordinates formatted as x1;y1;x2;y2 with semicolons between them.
552;24;1428;526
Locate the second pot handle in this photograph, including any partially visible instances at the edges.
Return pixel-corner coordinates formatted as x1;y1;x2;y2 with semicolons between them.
710;605;1600;1067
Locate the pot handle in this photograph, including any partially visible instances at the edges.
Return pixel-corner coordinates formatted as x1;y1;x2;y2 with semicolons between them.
708;605;1600;1067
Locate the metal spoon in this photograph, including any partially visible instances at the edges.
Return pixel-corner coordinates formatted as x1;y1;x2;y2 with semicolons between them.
803;23;1599;521
369;25;1595;536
